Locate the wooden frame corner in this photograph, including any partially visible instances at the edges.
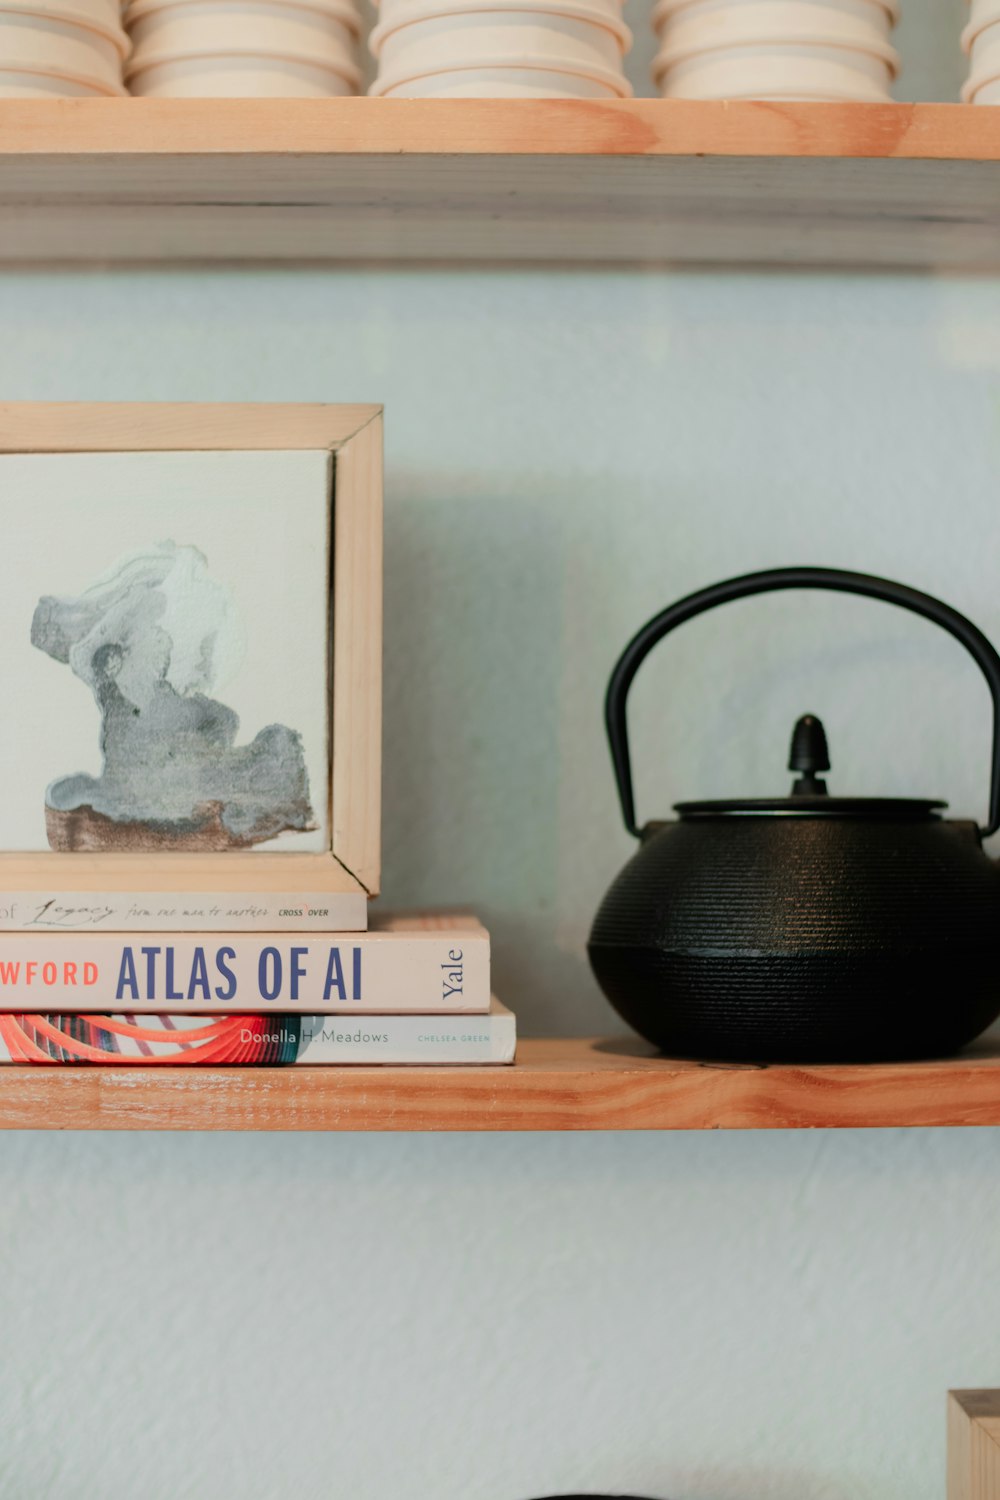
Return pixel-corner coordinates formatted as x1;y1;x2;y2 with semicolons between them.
949;1392;1000;1500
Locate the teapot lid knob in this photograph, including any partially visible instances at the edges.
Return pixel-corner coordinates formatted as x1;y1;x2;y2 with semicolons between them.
789;714;830;797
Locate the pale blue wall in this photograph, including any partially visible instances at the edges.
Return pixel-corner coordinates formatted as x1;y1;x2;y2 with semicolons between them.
2;6;1000;1491
3;262;998;1500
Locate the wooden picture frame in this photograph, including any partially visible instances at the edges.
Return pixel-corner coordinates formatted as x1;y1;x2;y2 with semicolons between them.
0;402;383;904
949;1392;1000;1500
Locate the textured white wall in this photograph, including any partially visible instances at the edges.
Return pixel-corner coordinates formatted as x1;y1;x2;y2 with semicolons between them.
3;265;999;1500
3;20;1000;1488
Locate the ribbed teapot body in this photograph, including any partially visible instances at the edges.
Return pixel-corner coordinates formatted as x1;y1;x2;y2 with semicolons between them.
588;816;1000;1062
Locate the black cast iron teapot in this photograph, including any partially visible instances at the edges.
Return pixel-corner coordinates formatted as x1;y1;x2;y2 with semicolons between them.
588;566;1000;1063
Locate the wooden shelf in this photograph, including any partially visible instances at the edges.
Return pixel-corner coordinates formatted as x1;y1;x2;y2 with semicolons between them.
2;98;1000;269
3;1035;1000;1131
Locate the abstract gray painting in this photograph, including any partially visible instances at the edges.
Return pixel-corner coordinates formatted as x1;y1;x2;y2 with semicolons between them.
31;542;316;852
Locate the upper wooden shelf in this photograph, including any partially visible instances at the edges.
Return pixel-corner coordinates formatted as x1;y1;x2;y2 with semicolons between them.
3;98;1000;270
4;1035;1000;1131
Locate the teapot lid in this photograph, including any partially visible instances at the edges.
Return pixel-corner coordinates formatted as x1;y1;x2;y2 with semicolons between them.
674;714;946;822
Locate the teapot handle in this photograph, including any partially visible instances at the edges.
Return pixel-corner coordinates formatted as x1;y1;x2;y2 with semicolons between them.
606;565;1000;839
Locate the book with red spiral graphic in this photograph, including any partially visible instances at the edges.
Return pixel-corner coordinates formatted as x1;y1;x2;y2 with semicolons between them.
0;1013;302;1064
0;1002;515;1065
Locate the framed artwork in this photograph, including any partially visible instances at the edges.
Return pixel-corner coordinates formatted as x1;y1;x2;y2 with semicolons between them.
949;1391;1000;1500
0;404;382;907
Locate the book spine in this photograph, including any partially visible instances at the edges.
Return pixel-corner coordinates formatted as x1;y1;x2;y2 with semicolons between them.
0;892;368;934
0;932;490;1013
0;1010;516;1066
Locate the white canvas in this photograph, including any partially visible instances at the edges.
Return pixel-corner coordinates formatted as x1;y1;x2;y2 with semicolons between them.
0;449;331;853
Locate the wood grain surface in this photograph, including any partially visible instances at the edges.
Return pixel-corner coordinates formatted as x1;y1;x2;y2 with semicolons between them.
331;413;383;896
3;1036;1000;1132
0;402;380;452
949;1392;1000;1500
0;101;999;268
0;97;993;160
0;851;367;895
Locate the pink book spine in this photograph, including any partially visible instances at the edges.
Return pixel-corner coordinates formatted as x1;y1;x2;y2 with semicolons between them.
0;930;489;1014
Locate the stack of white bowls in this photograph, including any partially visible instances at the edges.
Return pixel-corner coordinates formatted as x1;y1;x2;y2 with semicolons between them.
962;0;1000;103
369;0;633;98
123;0;363;95
0;0;129;96
652;0;899;100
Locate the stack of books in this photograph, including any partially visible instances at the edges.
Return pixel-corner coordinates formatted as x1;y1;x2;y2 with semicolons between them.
0;868;515;1067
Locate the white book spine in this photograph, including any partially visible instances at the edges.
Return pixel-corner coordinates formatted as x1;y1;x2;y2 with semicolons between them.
0;1002;515;1065
0;929;490;1013
0;891;369;934
294;1006;515;1064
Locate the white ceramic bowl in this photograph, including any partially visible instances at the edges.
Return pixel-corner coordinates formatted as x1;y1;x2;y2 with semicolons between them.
967;73;1000;101
0;12;126;86
126;49;359;91
654;0;897;24
963;66;1000;100
1;0;127;48
657;23;899;78
654;40;894;96
962;24;1000;101
654;0;896;55
963;0;1000;51
0;63;125;91
125;0;361;72
372;6;631;85
374;0;623;29
672;86;872;95
960;1;1000;101
372;48;630;88
373;60;627;91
